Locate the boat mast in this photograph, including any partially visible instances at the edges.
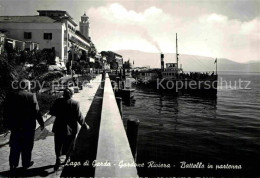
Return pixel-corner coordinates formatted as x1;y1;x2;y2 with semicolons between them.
176;33;179;73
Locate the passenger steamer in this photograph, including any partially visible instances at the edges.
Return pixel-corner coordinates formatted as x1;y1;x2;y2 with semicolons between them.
134;33;218;92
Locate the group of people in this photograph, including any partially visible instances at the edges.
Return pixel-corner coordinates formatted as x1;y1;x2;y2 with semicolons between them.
178;71;215;80
3;79;89;172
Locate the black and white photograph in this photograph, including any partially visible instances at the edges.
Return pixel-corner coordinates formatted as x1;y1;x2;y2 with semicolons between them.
0;0;259;177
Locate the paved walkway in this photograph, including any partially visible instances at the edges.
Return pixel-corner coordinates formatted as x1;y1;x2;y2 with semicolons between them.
0;74;102;177
61;79;104;177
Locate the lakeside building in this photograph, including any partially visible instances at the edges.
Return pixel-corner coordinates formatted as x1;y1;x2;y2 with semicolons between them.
102;55;110;70
101;51;123;69
0;10;92;66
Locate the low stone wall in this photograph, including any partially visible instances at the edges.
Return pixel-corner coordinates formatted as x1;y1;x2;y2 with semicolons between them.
95;73;138;177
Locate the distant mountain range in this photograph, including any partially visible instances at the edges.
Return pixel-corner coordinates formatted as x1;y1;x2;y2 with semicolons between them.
116;50;260;72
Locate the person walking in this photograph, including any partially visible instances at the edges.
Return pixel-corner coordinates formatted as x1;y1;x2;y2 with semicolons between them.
3;79;45;171
49;88;89;170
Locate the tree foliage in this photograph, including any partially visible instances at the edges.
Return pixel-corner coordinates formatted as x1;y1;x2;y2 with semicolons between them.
88;42;97;58
123;59;132;69
110;61;118;70
41;47;56;65
0;47;55;98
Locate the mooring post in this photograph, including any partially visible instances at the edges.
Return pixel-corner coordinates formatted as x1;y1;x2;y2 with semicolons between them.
127;119;140;161
116;97;123;117
116;77;120;89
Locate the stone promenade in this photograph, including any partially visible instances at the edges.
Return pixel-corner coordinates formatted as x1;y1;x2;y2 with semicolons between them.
0;74;102;177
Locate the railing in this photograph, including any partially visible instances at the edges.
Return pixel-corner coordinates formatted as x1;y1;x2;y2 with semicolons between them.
95;73;138;177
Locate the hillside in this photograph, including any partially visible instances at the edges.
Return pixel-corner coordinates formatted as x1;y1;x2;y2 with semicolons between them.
116;50;260;72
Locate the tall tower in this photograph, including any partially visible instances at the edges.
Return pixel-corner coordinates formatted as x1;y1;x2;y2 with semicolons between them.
80;12;90;39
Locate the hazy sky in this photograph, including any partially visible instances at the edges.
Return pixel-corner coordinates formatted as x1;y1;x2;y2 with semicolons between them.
0;0;259;63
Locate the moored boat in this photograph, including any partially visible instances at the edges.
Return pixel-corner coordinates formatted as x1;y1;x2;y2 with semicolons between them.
133;33;218;93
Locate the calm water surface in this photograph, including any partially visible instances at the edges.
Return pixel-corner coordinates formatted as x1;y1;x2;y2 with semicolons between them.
122;72;260;176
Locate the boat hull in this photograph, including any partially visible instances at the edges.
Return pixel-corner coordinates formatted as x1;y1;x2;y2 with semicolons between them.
136;78;218;92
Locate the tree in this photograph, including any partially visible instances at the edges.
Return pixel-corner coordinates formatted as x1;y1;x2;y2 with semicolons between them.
41;47;56;65
80;50;88;61
0;55;17;99
89;62;95;68
67;48;78;74
110;61;118;69
88;42;97;58
123;59;132;69
95;60;102;69
1;47;47;80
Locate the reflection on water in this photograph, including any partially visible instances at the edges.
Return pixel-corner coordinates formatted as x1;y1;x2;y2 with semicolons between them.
122;73;260;176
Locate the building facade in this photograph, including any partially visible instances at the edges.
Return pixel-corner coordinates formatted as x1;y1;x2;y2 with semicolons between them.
101;51;123;69
0;10;91;65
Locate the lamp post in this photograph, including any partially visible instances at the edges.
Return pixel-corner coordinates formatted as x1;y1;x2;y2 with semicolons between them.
71;44;74;78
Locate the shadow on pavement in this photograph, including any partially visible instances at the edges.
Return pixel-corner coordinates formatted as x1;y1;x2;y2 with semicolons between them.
34;116;55;141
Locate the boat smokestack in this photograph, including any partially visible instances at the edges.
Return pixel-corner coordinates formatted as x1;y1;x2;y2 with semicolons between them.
161;53;164;70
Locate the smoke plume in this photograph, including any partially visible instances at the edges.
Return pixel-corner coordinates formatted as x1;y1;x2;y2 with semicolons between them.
141;30;161;52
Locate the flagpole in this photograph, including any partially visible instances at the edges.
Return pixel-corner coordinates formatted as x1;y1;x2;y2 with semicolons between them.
216;58;217;75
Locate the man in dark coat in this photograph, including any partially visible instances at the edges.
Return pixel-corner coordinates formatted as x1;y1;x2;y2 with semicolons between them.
49;88;89;168
3;79;45;170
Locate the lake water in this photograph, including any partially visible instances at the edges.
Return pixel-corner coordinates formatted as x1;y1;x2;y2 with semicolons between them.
122;72;260;176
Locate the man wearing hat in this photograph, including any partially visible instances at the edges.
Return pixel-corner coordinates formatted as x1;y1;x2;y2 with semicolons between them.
49;88;89;169
3;79;45;170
